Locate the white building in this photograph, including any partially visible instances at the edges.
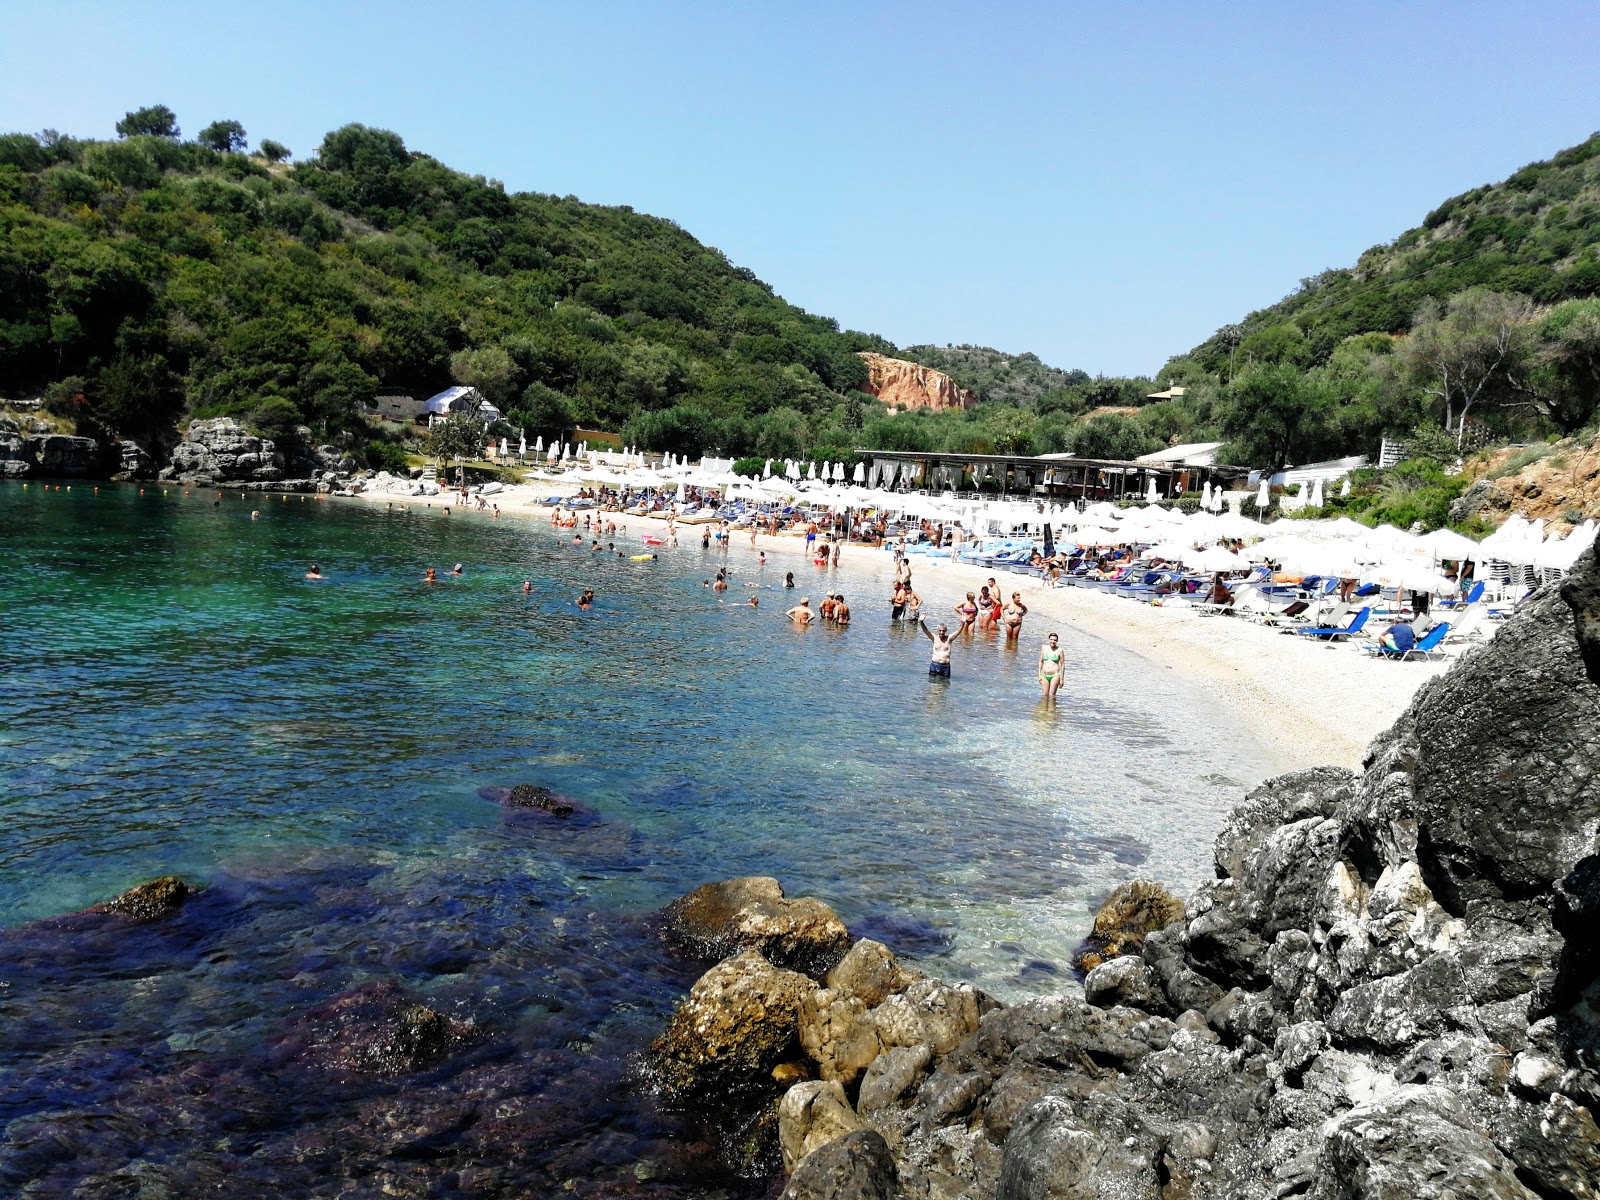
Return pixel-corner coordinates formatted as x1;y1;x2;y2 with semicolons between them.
424;386;502;424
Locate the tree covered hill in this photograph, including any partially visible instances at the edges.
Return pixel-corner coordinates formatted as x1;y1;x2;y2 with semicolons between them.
1183;132;1600;373
898;343;1089;407
0;112;897;459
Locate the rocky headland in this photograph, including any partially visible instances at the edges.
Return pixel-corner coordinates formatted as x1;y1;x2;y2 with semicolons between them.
649;546;1600;1199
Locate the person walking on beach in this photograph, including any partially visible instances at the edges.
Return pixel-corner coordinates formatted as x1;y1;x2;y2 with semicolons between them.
919;619;954;679
787;597;815;625
1037;632;1064;703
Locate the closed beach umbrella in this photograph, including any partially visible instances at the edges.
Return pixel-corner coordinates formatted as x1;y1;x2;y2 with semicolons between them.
808;462;818;480
1340;477;1351;498
1257;479;1270;508
1310;478;1324;508
1200;482;1212;509
535;436;544;452
853;461;866;484
1145;479;1158;503
499;438;508;458
764;459;773;478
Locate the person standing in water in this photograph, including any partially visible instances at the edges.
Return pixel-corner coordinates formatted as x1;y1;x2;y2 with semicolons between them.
954;592;980;636
1038;632;1063;703
786;597;815;625
834;595;850;626
919;619;954;679
1003;593;1028;642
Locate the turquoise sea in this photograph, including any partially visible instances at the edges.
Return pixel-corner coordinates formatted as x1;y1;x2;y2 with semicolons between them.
0;483;1272;1196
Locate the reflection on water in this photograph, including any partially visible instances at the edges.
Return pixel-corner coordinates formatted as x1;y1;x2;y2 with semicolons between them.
0;484;1273;1194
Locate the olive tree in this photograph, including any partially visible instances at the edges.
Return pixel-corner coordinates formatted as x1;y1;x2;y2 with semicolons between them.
1398;288;1535;444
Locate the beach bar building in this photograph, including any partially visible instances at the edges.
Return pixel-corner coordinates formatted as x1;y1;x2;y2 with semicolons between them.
858;447;1246;502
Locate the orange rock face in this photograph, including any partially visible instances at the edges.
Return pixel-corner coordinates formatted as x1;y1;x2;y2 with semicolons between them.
857;353;975;413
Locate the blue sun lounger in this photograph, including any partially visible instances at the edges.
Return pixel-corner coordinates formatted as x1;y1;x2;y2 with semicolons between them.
1365;622;1450;660
1294;607;1370;642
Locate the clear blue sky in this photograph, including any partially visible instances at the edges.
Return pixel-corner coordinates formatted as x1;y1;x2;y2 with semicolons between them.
4;1;1598;375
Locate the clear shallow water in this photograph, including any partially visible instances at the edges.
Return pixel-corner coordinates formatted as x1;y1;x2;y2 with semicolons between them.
0;483;1272;1196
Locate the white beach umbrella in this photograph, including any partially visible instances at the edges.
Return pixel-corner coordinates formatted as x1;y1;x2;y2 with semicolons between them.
535;436;544;452
1340;477;1351;498
518;433;526;455
498;438;508;457
1146;541;1192;562
1257;479;1271;508
807;462;818;480
1310;478;1324;508
1185;546;1248;573
1421;528;1480;562
675;482;686;503
853;461;866;484
763;459;773;478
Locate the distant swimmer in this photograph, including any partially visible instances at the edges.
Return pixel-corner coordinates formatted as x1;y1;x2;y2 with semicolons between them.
305;563;325;580
521;580;532;593
758;550;767;565
784;571;796;589
591;540;602;551
572;534;583;545
749;595;760;608
787;597;815;625
1038;632;1063;703
919;619;954;679
712;572;728;593
578;589;595;609
450;563;464;575
834;595;850;626
251;510;260;520
423;567;438;583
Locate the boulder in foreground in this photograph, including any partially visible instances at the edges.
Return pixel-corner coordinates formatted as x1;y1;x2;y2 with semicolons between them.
663;876;852;972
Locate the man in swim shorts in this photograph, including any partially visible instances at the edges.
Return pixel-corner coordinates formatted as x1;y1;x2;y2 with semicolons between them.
920;619;953;678
786;597;815;625
1038;632;1063;702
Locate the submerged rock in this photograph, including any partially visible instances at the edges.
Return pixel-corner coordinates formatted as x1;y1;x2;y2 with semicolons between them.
277;979;474;1077
662;876;852;972
1072;879;1185;972
87;875;192;921
476;782;594;820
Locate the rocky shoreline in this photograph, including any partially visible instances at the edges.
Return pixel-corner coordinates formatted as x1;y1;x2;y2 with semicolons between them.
646;547;1600;1199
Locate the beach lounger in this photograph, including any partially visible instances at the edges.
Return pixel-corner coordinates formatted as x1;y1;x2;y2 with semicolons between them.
1366;622;1450;661
1438;581;1486;608
1293;607;1370;642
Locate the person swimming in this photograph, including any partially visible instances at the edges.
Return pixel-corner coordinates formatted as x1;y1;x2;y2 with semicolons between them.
521;580;532;592
423;567;438;583
748;595;760;608
305;563;325;580
578;589;595;609
784;571;796;589
450;563;464;575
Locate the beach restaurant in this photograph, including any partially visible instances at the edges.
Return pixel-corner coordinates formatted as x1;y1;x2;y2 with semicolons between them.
859;446;1246;503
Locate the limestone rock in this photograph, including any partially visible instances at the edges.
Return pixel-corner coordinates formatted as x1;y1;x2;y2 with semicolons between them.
870;978;993;1055
856;353;975;413
650;949;813;1102
663;876;852;971
828;938;919;1007
1311;1085;1535;1199
780;1128;904;1200
31;433;100;477
1074;879;1185;972
799;988;881;1085
778;1080;865;1172
1083;955;1170;1015
170;417;286;484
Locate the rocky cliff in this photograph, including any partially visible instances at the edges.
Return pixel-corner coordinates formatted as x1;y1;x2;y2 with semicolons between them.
857;354;975;414
653;547;1600;1199
0;415;101;479
161;417;354;491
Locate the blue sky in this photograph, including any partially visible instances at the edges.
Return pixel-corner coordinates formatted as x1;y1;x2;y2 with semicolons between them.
3;1;1598;375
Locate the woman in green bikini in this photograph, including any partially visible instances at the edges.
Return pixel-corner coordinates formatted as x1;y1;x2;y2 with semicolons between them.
1037;632;1063;703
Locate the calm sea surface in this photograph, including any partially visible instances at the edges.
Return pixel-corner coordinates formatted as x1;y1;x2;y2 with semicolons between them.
0;483;1272;1196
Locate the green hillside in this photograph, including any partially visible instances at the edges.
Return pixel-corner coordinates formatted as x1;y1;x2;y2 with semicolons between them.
0;111;896;461
1183;131;1600;372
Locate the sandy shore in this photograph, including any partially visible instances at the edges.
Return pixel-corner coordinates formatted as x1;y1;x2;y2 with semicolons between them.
343;480;1446;774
